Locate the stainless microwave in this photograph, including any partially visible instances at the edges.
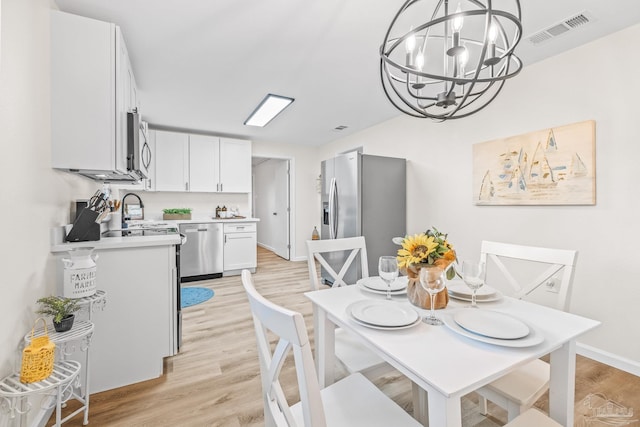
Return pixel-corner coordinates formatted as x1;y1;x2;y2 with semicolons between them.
126;110;150;181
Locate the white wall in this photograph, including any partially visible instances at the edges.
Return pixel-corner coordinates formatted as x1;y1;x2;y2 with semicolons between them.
0;0;98;383
318;24;640;367
252;140;319;261
110;189;250;221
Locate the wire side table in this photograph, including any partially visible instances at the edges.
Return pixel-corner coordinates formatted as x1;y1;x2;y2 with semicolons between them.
0;360;81;427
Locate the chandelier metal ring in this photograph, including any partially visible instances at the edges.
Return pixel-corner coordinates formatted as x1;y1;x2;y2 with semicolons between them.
380;0;523;120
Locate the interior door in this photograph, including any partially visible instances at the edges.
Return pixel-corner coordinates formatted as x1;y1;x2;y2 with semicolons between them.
272;160;290;260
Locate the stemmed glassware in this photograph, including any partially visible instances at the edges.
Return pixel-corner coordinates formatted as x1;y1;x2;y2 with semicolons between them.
419;265;446;325
378;256;399;300
461;260;486;308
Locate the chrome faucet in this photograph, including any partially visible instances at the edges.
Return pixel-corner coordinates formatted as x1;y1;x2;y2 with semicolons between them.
121;193;144;227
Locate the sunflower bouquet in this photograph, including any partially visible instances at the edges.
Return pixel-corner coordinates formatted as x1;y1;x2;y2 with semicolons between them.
397;228;457;278
396;228;457;309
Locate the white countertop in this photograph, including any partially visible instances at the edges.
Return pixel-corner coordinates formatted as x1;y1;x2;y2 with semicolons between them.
50;225;181;253
51;234;181;253
50;217;259;253
157;217;260;225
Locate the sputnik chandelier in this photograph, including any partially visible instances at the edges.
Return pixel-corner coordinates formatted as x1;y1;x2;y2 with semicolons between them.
380;0;523;121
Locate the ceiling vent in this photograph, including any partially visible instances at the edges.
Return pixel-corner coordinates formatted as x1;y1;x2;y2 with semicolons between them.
527;10;596;45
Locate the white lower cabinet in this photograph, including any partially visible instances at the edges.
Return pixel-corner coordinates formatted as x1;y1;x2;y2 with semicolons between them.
223;222;257;275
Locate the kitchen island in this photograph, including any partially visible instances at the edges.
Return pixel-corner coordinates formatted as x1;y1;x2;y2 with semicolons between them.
51;229;181;393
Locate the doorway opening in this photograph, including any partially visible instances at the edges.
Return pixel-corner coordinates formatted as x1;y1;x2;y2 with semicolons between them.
252;157;291;260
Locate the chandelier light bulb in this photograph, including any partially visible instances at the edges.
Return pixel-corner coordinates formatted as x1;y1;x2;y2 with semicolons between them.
415;50;425;70
452;5;464;32
488;23;498;43
459;48;469;68
405;30;416;53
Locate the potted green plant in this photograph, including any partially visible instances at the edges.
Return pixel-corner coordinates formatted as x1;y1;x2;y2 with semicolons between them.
36;296;80;332
163;208;192;220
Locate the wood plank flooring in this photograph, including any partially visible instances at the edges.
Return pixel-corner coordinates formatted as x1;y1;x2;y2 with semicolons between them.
49;247;640;426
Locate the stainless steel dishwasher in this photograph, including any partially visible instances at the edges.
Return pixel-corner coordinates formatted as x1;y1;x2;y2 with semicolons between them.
179;223;224;281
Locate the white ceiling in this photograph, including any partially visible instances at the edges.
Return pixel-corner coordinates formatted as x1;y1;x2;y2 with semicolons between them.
54;0;640;146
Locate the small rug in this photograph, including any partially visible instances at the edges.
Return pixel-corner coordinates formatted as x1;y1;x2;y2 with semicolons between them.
181;287;214;308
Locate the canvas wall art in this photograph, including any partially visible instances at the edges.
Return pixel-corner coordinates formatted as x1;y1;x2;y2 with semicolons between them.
473;120;596;205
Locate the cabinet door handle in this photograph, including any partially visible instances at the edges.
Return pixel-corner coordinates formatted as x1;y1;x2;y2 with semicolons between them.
220;183;223;192
185;182;189;191
224;235;227;243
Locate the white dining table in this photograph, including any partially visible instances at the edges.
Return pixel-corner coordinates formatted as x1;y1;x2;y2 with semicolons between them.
305;284;600;427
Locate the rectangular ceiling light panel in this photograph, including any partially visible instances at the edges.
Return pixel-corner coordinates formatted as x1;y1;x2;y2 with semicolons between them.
244;94;294;127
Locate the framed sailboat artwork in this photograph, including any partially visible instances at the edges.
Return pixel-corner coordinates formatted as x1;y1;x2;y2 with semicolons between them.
473;120;596;205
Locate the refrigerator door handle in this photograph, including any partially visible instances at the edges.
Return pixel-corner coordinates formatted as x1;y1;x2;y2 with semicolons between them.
331;177;339;239
328;177;336;239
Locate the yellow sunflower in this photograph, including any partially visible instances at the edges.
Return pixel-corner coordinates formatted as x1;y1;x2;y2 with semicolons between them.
397;234;438;269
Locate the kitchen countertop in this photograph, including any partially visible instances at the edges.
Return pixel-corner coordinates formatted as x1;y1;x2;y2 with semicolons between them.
50;226;181;253
158;217;260;224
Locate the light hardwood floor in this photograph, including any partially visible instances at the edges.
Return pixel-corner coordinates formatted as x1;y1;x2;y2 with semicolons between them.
49;247;640;426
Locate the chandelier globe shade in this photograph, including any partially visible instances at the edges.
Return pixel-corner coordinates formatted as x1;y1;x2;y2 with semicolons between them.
380;0;523;121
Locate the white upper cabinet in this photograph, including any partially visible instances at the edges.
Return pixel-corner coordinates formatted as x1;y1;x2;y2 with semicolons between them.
154;131;189;192
188;135;219;192
51;11;140;181
219;138;252;193
152;131;251;193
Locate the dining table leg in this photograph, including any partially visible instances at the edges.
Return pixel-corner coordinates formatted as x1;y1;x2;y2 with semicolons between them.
549;339;576;426
427;390;462;427
313;306;335;388
411;382;429;425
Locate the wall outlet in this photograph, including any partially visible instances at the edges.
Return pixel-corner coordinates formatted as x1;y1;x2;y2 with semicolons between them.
545;277;560;293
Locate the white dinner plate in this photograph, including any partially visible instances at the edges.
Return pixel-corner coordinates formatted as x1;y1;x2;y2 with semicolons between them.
347;300;419;327
442;311;544;348
454;310;530;339
357;282;407;296
357;276;408;292
349;314;422;330
448;292;503;303
447;280;497;297
448;282;502;302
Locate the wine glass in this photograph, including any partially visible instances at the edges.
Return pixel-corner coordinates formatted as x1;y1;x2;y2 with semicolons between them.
378;256;399;300
461;260;486;308
419;266;446;325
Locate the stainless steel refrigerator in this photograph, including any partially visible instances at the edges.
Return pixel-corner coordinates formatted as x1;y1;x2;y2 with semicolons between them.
321;151;406;285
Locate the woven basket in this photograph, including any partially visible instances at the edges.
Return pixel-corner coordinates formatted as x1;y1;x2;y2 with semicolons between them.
20;318;56;384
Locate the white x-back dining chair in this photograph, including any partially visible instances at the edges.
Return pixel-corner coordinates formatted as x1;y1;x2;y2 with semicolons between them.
241;270;422;427
475;240;578;422
306;237;394;380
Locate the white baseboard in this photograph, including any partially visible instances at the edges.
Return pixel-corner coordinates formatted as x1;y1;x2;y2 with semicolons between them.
577;342;640;377
31;403;53;427
257;242;276;252
257;242;307;263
